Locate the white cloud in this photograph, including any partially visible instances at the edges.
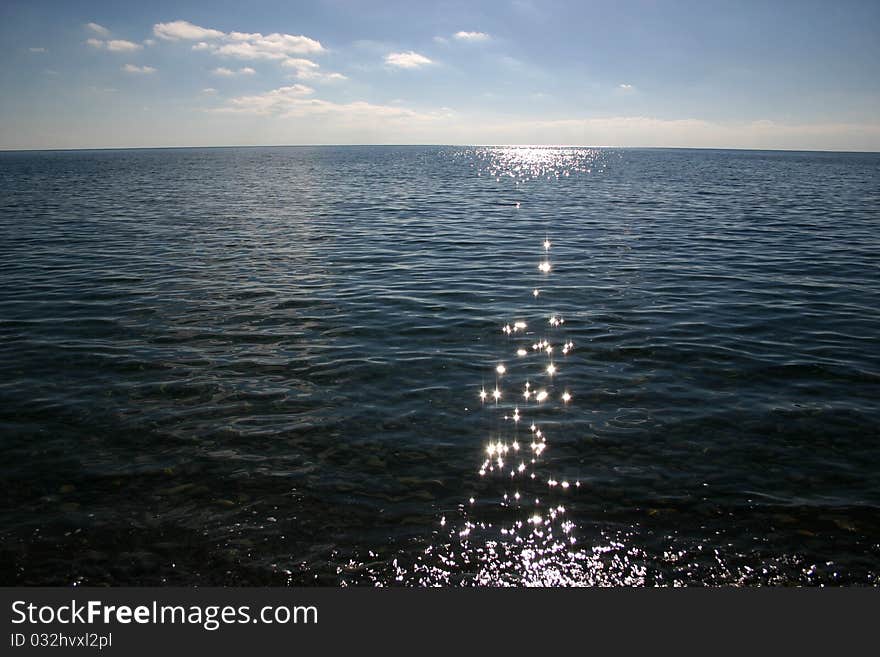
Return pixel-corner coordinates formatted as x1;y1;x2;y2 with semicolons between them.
29;47;47;53
618;83;635;91
201;87;218;94
122;64;156;74
85;22;110;36
295;70;348;82
214;85;449;124
213;34;325;60
280;57;346;82
153;20;224;41
453;31;490;42
281;57;320;75
87;38;142;52
152;20;324;61
278;99;448;121
385;51;432;69
212;66;255;77
143;39;156;47
106;39;142;52
215;84;315;114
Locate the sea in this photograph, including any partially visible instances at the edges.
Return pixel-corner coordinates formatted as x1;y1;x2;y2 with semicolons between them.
1;145;878;585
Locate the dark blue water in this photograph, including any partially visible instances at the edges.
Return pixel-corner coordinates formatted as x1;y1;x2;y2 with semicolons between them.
1;146;878;585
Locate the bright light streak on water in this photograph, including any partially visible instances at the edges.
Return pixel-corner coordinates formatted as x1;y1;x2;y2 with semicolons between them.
381;232;602;586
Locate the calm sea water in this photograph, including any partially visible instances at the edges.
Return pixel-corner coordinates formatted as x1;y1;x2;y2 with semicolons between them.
1;146;878;586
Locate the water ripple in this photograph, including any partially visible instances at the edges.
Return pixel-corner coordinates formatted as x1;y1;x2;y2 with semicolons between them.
1;146;878;585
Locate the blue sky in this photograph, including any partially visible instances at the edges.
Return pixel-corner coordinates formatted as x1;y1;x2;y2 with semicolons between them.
2;0;878;150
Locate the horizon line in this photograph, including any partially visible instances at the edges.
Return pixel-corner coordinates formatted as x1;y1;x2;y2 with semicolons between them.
2;144;879;155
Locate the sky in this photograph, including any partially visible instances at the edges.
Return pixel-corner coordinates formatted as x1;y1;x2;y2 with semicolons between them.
1;0;879;151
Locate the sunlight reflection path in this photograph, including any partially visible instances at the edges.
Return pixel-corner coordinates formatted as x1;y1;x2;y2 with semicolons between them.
468;239;580;542
417;149;646;586
418;223;645;586
336;148;651;586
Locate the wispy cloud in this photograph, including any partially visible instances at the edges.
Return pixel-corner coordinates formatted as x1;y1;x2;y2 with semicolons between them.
385;51;432;69
281;57;347;82
87;38;142;52
107;39;142;52
29;47;47;53
215;84;315;114
147;19;350;81
213;35;325;60
85;22;110;36
153;20;324;60
215;85;449;125
453;31;490;42
280;58;320;76
201;87;218;94
122;64;156;74
153;20;224;41
211;67;233;76
212;66;255;77
618;83;635;91
278;99;449;121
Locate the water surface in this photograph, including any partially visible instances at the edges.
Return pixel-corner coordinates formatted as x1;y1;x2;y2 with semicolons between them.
1;146;878;585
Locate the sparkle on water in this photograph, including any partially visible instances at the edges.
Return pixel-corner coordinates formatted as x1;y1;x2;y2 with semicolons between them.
329;146;869;587
311;174;597;584
406;225;613;586
392;150;659;585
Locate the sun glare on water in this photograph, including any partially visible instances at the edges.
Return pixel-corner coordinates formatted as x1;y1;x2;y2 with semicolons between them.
337;148;650;587
434;223;601;585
